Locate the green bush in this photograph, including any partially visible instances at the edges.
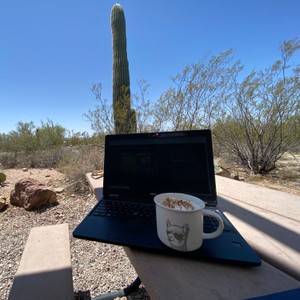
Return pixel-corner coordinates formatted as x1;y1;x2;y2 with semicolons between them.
0;172;6;183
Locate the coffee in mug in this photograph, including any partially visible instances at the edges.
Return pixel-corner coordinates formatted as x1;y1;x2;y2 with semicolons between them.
154;193;224;252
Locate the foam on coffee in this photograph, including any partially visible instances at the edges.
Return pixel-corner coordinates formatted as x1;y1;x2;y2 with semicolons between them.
162;197;195;211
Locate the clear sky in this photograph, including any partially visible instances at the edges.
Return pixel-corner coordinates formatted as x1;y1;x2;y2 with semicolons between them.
1;0;299;135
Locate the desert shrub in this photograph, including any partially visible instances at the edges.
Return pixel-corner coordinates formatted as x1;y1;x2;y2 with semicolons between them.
212;40;300;174
0;152;17;168
0;172;6;183
0;148;66;169
24;148;66;168
0;119;104;171
58;145;104;190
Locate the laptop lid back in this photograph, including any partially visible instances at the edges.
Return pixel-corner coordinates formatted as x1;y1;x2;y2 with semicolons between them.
103;130;217;206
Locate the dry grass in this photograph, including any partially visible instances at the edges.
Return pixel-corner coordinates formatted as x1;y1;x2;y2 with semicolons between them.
57;145;104;191
0;145;105;195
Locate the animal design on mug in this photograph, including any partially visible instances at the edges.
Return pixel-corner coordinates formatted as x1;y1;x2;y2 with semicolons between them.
166;219;190;251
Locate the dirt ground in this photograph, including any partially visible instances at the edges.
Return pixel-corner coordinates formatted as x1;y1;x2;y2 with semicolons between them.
0;168;67;203
215;152;300;196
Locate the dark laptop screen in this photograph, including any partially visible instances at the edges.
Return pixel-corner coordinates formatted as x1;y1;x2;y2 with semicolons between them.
103;130;217;204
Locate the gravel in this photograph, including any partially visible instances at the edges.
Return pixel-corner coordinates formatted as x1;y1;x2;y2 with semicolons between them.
0;169;150;300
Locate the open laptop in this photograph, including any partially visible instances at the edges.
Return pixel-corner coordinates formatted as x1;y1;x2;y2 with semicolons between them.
73;130;261;266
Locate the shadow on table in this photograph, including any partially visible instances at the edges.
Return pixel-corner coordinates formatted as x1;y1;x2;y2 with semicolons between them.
127;286;150;299
74;290;91;300
218;195;299;253
74;286;150;300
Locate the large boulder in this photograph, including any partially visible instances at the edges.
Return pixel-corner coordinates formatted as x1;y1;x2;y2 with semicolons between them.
10;178;57;211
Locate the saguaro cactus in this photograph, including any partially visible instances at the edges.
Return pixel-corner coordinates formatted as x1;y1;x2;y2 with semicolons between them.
111;3;136;134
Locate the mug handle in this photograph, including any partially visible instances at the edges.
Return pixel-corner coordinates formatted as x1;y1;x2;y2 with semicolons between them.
202;209;224;239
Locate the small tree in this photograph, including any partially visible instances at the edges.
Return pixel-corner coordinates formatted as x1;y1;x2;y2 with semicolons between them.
85;50;243;134
7;121;38;155
131;79;155;133
36;120;66;149
83;83;115;134
213;39;300;173
84;80;154;134
85;37;298;176
152;50;241;131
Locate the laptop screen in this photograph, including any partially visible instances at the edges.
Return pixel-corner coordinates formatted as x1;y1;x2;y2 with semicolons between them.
103;130;217;205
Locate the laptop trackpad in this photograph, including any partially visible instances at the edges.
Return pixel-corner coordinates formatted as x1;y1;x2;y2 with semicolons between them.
107;224;156;246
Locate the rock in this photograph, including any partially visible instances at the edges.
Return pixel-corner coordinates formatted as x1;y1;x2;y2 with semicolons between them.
215;166;231;178
65;181;82;194
54;187;64;194
22;168;28;172
91;170;104;179
10;178;57;211
231;172;240;180
0;196;7;211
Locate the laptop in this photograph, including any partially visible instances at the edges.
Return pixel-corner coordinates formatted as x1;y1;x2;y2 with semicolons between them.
73;130;261;266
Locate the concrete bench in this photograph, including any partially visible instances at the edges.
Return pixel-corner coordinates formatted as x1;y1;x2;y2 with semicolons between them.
8;223;74;300
86;173;103;201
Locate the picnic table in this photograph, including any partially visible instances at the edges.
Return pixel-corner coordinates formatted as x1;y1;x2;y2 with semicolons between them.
87;173;300;300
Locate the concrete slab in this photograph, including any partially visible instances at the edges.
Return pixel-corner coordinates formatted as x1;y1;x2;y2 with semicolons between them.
125;247;300;300
216;176;300;281
86;173;103;201
8;223;73;300
216;175;300;221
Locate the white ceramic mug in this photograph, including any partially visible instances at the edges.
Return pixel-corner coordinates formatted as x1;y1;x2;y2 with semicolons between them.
154;192;224;252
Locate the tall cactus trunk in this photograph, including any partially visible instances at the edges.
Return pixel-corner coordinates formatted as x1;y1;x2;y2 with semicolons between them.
111;3;136;134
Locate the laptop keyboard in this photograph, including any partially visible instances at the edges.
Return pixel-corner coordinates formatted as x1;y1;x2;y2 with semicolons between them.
203;215;221;233
92;201;230;232
92;201;156;222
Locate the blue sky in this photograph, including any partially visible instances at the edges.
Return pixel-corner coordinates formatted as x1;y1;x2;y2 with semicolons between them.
1;0;299;135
